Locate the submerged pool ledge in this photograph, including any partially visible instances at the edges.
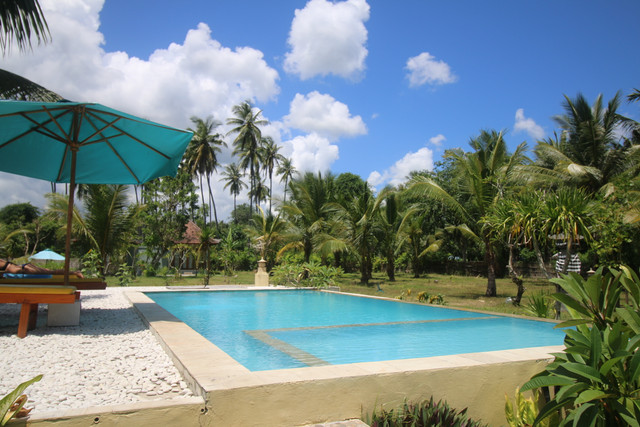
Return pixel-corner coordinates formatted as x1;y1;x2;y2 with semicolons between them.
126;288;563;426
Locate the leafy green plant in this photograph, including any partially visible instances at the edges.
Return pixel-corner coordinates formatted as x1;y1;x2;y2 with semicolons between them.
520;267;640;426
1;374;42;426
505;388;557;427
115;263;133;286
417;291;447;305
270;262;342;288
80;249;102;278
523;292;552;318
367;397;488;427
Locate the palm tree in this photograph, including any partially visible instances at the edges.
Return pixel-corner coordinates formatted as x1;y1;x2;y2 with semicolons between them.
185;116;227;227
531;93;633;194
196;225;216;287
331;181;382;285
277;157;297;203
1;0;50;54
249;178;269;213
46;185;138;276
409;130;528;296
376;189;409;282
227;101;268;213
0;68;62;101
260;136;285;215
278;172;337;263
221;163;247;223
245;206;286;268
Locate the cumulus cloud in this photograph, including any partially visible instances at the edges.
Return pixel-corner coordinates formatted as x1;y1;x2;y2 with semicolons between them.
0;0;281;221
284;0;370;80
2;4;280;131
284;91;367;141
367;145;434;188
514;108;545;140
286;134;339;173
406;52;457;87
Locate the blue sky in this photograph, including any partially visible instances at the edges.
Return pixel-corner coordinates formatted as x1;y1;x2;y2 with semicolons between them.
2;0;639;221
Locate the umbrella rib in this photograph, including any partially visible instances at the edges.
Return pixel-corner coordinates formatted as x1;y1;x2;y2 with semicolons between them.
84;110;172;159
105;141;141;184
81;112;143;183
0;109;72;150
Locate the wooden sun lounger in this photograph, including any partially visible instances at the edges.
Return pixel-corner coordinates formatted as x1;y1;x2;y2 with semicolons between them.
0;276;106;290
0;285;79;338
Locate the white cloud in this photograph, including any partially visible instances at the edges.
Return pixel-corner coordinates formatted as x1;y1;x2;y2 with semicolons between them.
406;52;457;87
3;5;280;131
429;134;446;146
284;0;370;80
0;0;282;222
514;108;545;140
368;145;434;188
286;134;339;173
284;91;367;141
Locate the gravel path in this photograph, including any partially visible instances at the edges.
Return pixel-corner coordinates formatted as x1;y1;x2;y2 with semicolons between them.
0;287;194;414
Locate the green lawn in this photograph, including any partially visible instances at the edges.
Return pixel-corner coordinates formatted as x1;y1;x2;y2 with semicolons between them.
110;270;557;318
335;272;557;317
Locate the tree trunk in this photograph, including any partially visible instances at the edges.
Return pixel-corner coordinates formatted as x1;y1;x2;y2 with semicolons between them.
206;174;219;229
506;243;525;305
485;239;497;297
386;253;395;281
199;175;207;225
360;252;370;285
532;237;552;279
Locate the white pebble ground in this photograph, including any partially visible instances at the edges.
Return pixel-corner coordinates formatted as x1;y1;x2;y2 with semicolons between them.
0;287;194;415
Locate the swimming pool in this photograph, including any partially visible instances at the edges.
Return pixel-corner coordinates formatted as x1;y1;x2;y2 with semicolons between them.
144;289;564;371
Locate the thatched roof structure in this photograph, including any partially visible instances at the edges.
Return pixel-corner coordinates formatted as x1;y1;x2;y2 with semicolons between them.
174;221;220;245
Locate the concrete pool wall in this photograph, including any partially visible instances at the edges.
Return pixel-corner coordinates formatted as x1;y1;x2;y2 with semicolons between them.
127;289;561;426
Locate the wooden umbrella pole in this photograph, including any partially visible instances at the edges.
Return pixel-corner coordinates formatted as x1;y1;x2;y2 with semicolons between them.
63;147;77;287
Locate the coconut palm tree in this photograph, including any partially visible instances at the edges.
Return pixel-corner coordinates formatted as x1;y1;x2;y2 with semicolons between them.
278;172;337;263
409;130;528;296
260;136;285;215
331;181;383;285
227;101;268;213
1;0;50;54
245;206;286;268
0;68;62;101
46;185;139;276
531;93;634;195
277;157;297;203
221;163;247;223
185;116;227;227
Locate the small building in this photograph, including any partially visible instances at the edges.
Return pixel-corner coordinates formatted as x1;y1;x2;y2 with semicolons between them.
171;221;220;273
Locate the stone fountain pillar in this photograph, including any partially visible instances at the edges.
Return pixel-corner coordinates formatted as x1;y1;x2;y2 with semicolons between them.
254;258;269;286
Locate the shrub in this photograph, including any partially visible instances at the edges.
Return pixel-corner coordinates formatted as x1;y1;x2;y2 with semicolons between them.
367;397;488;427
417;291;447;305
115;264;133;286
520;267;640;426
523;291;552;318
270;262;342;288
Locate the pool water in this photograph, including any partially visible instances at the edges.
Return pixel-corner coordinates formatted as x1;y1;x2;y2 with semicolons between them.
144;290;565;371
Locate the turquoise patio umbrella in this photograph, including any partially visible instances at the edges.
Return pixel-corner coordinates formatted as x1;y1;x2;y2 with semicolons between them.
29;249;65;261
0;100;193;283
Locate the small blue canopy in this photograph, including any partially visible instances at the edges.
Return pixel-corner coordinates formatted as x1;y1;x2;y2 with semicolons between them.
29;249;65;261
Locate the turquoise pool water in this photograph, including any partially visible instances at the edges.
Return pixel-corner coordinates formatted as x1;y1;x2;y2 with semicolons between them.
144;290;565;371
